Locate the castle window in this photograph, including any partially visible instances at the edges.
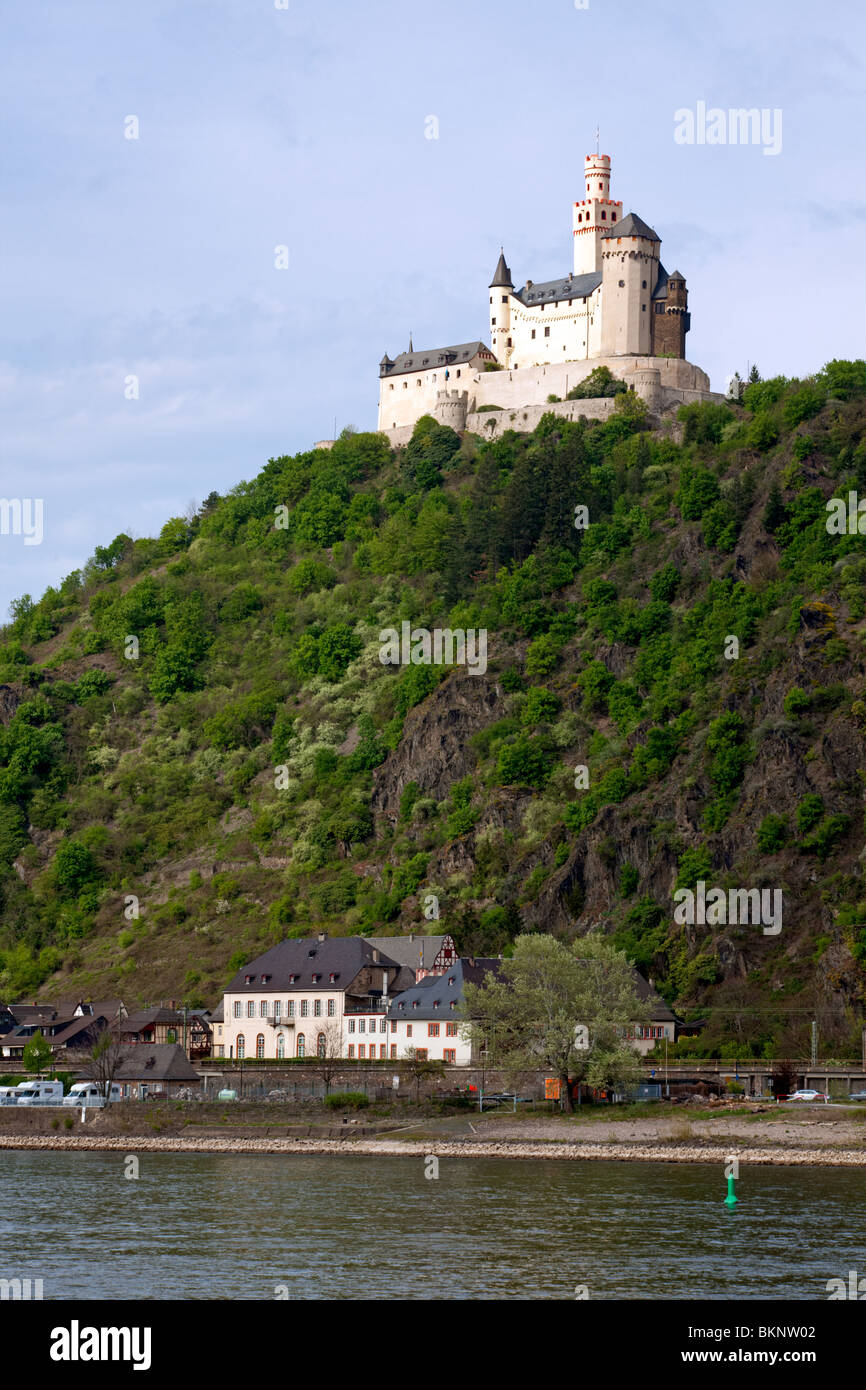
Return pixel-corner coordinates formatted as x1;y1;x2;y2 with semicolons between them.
403;382;407;389
491;318;496;326
531;329;536;339
577;213;582;222
612;212;617;222
456;369;461;378
417;379;421;387
642;280;647;289
544;327;550;337
507;338;512;347
642;304;646;311
601;211;606;220
389;383;393;390
501;295;507;303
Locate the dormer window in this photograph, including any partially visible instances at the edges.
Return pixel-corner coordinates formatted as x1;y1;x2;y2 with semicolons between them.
412;1001;419;1009
329;973;336;983
312;974;321;983
289;974;297;984
244;976;253;984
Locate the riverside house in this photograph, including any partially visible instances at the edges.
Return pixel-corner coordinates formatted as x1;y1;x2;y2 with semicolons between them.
220;935;410;1060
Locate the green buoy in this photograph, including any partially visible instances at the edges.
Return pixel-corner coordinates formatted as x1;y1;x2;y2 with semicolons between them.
724;1172;738;1207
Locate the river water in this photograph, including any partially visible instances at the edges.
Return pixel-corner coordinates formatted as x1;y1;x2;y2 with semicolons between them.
1;1151;863;1300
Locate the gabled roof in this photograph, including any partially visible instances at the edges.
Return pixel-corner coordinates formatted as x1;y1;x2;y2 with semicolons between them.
513;269;601;307
379;341;494;378
602;212;660;241
490;251;513;288
652;264;670;300
225;936;402;994
386;957;502;1021
365;934;454;972
633;972;676;1022
114;1044;200;1083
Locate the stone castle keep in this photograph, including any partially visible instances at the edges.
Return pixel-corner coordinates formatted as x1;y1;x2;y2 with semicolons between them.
377;152;722;445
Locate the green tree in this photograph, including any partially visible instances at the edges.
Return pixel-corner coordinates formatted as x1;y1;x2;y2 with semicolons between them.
460;933;648;1113
23;1030;52;1074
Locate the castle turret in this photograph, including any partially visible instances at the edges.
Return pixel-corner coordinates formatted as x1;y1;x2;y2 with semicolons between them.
600;212;660;356
651;269;690;358
489;250;513;366
573;153;622;276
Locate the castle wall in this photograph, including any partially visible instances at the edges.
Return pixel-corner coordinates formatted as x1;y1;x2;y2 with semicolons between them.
377;356;721;446
502;288;603;372
378;351;490;431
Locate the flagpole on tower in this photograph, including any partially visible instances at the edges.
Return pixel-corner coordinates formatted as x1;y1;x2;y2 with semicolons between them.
595;124;600;155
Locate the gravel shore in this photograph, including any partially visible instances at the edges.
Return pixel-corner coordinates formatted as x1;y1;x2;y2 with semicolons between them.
2;1133;866;1165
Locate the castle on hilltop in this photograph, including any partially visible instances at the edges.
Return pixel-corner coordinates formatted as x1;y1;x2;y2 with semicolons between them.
377;152;721;444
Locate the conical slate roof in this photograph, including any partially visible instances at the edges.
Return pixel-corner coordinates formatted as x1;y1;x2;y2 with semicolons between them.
490;250;513;287
603;212;660;241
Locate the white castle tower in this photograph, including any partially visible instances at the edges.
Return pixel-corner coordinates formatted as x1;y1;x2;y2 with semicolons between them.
573;153;623;275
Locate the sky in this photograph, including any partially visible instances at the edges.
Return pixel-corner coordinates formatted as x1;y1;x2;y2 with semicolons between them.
1;0;865;616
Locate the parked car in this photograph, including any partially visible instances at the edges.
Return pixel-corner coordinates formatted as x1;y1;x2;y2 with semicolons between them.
14;1079;65;1106
787;1089;829;1102
63;1082;122;1108
845;1090;866;1102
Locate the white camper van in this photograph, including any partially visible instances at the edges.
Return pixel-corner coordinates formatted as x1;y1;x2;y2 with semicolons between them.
0;1085;20;1105
63;1082;122;1108
14;1079;64;1106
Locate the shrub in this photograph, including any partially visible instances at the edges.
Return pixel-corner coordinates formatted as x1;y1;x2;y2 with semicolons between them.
324;1091;370;1110
796;793;824;836
756;814;788;853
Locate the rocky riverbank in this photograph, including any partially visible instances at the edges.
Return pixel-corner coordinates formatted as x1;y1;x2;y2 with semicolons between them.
2;1132;866;1166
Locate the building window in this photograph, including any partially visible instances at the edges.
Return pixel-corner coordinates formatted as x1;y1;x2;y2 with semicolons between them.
417;379;421;387
236;1034;245;1058
389;383;393;390
415;1049;428;1061
390;1021;396;1033
348;1045;355;1058
544;327;550;338
642;280;647;289
380;1018;387;1033
491;317;496;326
379;1044;386;1059
317;1033;326;1058
444;1049;456;1064
446;1023;458;1037
288;1000;295;1017
296;1034;305;1058
642;304;646;311
407;1025;413;1038
274;1001;281;1019
428;1023;440;1037
247;1001;255;1018
300;1000;309;1017
358;1018;365;1033
314;999;322;1017
348;1019;355;1034
601;211;606;219
327;999;335;1016
612;212;617;222
256;1033;265;1059
233;1001;242;1018
216;1045;224;1058
390;1045;397;1059
531;329;536;339
507;337;512;347
260;1001;268;1016
456;369;461;378
403;382;407;389
359;1044;365;1059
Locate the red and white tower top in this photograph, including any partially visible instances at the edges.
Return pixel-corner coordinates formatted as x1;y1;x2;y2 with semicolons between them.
573;152;622;276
